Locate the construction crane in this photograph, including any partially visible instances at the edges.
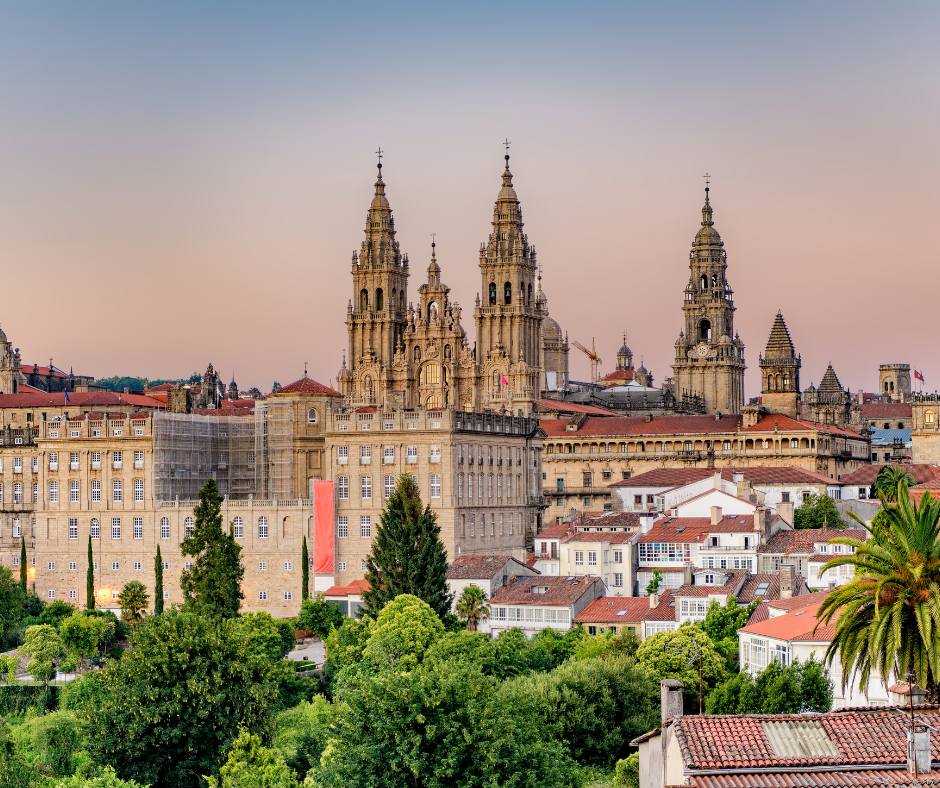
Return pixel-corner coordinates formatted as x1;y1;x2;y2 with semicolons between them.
572;338;602;385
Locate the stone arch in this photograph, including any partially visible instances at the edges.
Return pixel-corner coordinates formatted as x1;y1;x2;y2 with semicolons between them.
504;281;512;305
375;288;384;311
360;289;368;312
489;282;497;305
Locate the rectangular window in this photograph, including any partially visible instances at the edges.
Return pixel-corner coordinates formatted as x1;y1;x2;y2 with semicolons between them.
47;480;58;502
134;479;144;502
470;515;475;537
588;551;597;566
258;517;269;539
134;561;142;571
260;562;268;571
614;573;623;587
478;475;483;499
133;518;143;539
32;457;38;473
406;446;418;464
782;491;790;503
284;591;292;601
430;445;441;463
384;475;395;499
284;562;292;572
13;483;21;504
69;561;77;570
112;561;120;570
162;561;169;570
259;591;267;600
232;517;242;539
48;590;55;599
337;446;348;464
70;480;79;503
384;446;394;463
360;516;371;538
509;513;513;535
161;520;171;539
557;478;564;492
68;518;78;539
91;480;100;503
361;476;372;499
111;518;121;539
337;562;346;571
338;516;348;538
360;446;371;463
430;475;441;498
70;451;79;468
614;550;623;563
12;519;20;538
337;476;349;499
49;452;58;469
13;457;22;473
583;472;592;486
575;551;584;566
112;480;122;502
32;482;38;503
48;561;56;570
113;451;122;468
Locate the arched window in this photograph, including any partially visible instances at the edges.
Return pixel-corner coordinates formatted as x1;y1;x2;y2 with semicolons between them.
504;282;512;305
360;289;368;312
890;381;895;392
527;283;532;304
884;381;890;391
489;283;497;305
414;347;421;362
883;422;890;429
711;274;718;287
426;395;441;409
699;319;712;341
700;275;708;290
258;517;268;538
898;422;905;429
307;408;318;424
783;374;790;390
391;289;397;310
375;288;384;311
400;292;406;311
424;364;441;385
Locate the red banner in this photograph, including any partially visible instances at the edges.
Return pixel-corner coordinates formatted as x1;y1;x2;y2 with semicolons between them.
313;480;335;573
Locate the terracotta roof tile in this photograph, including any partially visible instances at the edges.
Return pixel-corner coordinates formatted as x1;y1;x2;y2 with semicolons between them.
839;463;940;485
637;515;759;544
0;391;165;409
575;596;656;624
540;414;744;438
323;578;370;596
446;554;533;580
490;575;604;606
611;466;835;488
758;528;867;555
534;522;577;540
274;377;341;396
687;771;940;787
642;589;679;621
765;589;834;612
860;402;913;420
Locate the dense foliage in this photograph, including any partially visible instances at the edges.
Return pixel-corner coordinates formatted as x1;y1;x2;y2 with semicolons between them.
635;626;726;710
793;492;844;529
296;593;345;639
706;657;833;714
180;479;244;619
700;597;759;668
362;473;453;618
455;584;490;631
870;466;916;502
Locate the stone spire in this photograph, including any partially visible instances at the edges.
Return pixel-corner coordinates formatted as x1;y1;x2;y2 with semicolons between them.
760;311;801;419
764;311;797;359
427;240;441;285
818;364;844;395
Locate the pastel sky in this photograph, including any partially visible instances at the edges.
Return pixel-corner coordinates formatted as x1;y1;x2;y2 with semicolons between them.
0;2;936;397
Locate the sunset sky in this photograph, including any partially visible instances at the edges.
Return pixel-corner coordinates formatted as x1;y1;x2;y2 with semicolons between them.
0;2;936;397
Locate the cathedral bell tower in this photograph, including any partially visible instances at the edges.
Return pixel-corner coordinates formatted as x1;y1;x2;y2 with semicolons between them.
341;156;409;405
474;151;543;415
759;312;801;418
672;185;745;414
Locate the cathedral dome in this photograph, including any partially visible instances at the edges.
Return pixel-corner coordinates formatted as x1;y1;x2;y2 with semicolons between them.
536;285;547;308
718;334;732;345
0;326;8;344
370;165;390;210
542;315;563;342
498;155;518;201
695;225;721;243
619;342;632;357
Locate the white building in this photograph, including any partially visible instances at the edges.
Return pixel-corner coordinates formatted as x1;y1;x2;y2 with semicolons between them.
445;554;538;632
758;527;867;589
489;574;606;638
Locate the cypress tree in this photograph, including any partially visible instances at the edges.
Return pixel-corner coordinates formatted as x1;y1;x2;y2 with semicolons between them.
301;536;309;600
19;536;27;592
180;479;244;619
362;473;453;618
86;535;95;610
154;545;164;615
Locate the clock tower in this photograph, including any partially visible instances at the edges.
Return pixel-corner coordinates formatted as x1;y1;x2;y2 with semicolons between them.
672;185;746;414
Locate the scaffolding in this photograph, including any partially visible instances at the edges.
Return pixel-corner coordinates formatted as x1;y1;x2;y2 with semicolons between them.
153;408;293;501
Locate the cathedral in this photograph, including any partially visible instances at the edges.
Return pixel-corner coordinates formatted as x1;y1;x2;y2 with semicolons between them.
671;186;746;414
337;153;566;416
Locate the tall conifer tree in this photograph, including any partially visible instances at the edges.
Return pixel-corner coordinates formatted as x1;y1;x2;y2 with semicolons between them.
86;535;95;610
154;545;164;615
19;536;27;591
301;536;309;600
180;479;244;618
362;473;452;618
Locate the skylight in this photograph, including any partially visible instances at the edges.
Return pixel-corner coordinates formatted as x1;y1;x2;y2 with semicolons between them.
754;582;770;596
615;610;627;616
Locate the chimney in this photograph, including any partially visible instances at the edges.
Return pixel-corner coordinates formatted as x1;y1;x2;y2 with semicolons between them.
908;725;931;774
713;472;722;490
711;506;722;526
780;564;795;599
649;591;659;608
661;679;684;724
777;501;794;527
753;507;771;542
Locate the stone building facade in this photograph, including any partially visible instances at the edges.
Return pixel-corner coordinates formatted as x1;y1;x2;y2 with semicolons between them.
759;312;801;419
879;364;912;403
322;408;544;587
671;188;746;415
912;394;940;464
802;364;857;427
337;155;561;416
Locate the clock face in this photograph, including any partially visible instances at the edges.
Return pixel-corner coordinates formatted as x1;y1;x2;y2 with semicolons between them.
696;344;709;357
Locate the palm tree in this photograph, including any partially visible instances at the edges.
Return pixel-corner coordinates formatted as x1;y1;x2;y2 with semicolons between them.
456;585;490;632
118;581;150;625
816;481;940;701
871;466;916;503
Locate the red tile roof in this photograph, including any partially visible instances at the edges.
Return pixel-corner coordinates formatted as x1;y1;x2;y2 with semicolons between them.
145;383;178;393
21;364;67;378
0;391;165;409
642;589;679;621
536;399;617;416
666;706;940;770
274;377;341;396
743;413;865;438
739;600;834;642
323;578;370;597
534;522;576;540
673;571;748;598
563;531;636;545
540;414;744;438
579;511;641;530
575;596;656;624
860;402;913;420
446;554;533;580
490;575;604;606
611;466;834;488
758;528;867;555
637;515;758;544
687;771;940;787
599;369;635;383
839;463;940;485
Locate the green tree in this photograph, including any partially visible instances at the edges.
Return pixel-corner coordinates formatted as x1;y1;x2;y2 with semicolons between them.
362;474;452;618
206;729;297;788
706;657;832;714
18;624;67;685
699;597;759;669
323;615;374;676
0;564;26;636
43;767;148;787
314;662;576;788
0;718;43;788
83;610;278;788
180;479;244;619
871;465;916;503
20;536;27;592
500;654;659;766
273;697;334;781
614;753;640;788
645;569;664;597
301;536;309;601
87;535;95;611
361;594;445;671
234;612;294;663
0;653;18;683
455;585;490;632
817;483;940;701
154;545;164;615
117;581;150;624
60;611;114;672
41;599;77;630
20;709;85;777
794;492;844;529
296;593;344;639
635;626;726;709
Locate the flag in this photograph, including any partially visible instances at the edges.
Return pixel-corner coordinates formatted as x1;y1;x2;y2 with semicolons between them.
915;370;925;383
64;389;70;403
500;375;509;386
